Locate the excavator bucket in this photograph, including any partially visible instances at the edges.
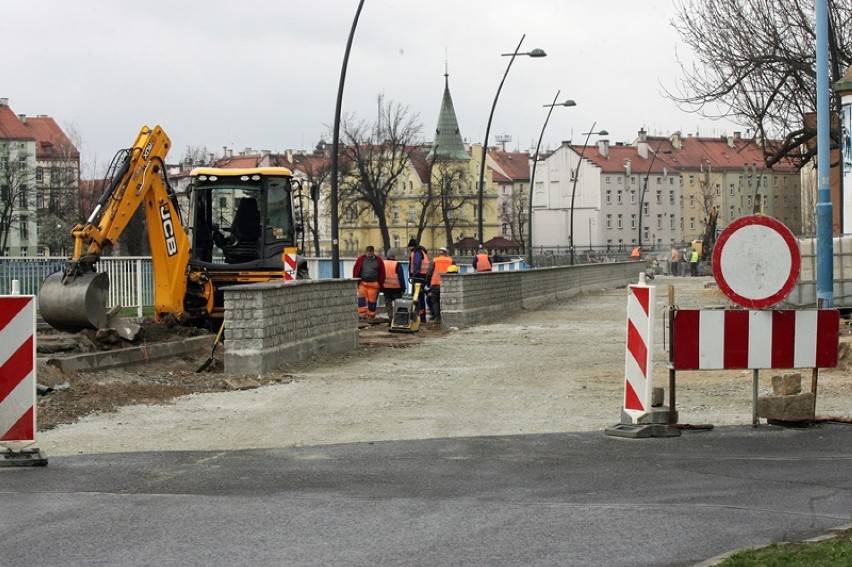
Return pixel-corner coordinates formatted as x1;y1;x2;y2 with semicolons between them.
39;271;110;331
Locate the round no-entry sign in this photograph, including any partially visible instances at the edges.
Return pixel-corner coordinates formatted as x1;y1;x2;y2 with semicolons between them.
711;215;800;309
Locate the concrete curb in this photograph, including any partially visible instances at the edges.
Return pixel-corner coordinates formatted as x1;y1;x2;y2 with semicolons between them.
41;335;215;374
690;522;852;566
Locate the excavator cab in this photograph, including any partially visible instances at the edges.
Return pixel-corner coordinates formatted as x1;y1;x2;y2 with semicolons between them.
187;167;298;269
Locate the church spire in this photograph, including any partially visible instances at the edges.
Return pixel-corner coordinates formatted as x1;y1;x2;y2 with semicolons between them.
429;65;469;161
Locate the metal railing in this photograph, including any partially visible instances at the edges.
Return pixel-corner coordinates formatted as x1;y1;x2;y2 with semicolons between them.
1;255;526;315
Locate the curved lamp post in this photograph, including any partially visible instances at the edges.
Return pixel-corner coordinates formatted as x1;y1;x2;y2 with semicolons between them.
330;0;365;278
637;142;671;252
568;124;608;265
476;34;547;245
527;91;575;266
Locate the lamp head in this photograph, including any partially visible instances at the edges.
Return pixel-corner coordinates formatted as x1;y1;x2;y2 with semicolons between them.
527;48;547;58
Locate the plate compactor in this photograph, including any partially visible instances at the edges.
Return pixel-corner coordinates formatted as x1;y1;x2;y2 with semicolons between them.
389;281;423;333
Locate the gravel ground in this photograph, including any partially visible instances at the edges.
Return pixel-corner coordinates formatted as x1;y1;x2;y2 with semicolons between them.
36;275;852;457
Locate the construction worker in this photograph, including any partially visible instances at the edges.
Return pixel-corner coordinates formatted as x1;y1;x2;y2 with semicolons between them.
425;247;454;322
382;250;406;322
670;246;680;276
353;245;385;319
472;245;492;272
689;247;700;277
408;238;430;323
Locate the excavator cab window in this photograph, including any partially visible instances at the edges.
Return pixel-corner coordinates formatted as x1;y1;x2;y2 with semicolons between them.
189;170;297;266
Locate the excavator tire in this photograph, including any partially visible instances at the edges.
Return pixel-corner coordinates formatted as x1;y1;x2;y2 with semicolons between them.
40;271;110;331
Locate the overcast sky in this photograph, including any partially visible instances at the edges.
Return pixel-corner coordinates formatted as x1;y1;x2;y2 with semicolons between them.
2;0;742;175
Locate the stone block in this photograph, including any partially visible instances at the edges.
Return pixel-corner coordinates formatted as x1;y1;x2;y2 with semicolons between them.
772;373;803;396
757;393;815;422
652;387;665;407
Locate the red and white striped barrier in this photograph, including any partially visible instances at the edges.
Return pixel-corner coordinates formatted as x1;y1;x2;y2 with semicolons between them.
672;309;839;370
623;274;656;422
0;296;37;445
284;253;297;282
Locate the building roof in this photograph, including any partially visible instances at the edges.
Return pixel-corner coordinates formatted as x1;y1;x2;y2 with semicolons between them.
0;101;36;141
483;235;521;250
488;149;531;182
428;73;469;161
214;155;262;169
27;116;79;159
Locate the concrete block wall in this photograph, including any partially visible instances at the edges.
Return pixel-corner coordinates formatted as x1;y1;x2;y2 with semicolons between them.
441;262;643;328
223;279;358;374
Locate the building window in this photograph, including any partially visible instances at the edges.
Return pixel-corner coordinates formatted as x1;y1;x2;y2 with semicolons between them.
730;184;735;195
656;190;662;204
36;167;43;182
670;215;675;229
729;205;735;220
18;186;27;209
606;176;612;184
630;190;636;204
617;176;622;184
643;202;649;216
657;214;663;229
631;214;636;229
669;191;675;205
689;217;695;230
606;214;612;229
617;191;622;204
606;190;611;204
617;214;623;229
689;195;695;208
19;215;28;239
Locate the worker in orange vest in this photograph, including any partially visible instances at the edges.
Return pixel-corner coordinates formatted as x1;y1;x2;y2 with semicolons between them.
381;250;407;322
425;246;454;322
472;245;492;272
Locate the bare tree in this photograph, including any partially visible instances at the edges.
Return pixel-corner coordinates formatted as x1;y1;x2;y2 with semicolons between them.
0;142;37;255
339;100;423;253
182;145;215;168
37;121;82;255
504;187;527;250
292;152;331;256
431;156;473;253
669;0;852;167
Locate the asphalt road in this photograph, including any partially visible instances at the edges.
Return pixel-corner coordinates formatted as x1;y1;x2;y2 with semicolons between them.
3;423;852;566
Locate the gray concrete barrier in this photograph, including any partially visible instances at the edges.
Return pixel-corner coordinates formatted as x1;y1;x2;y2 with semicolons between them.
223;279;359;375
440;261;643;328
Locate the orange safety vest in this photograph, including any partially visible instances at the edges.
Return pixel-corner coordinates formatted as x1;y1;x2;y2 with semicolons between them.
475;253;492;272
410;249;430;276
383;259;402;289
430;255;454;286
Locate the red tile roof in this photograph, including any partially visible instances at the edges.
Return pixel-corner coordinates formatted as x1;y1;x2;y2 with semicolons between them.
0;104;36;140
489;149;531;181
27;116;79;159
214;155;262;169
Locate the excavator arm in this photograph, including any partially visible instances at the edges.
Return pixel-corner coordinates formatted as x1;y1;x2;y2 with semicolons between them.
40;125;192;330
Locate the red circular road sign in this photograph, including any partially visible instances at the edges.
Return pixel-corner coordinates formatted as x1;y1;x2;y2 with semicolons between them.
711;215;800;309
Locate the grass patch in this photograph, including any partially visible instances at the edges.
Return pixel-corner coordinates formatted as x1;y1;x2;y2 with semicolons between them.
720;528;852;566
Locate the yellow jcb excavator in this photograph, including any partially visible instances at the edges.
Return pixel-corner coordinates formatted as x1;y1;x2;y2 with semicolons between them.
39;125;307;331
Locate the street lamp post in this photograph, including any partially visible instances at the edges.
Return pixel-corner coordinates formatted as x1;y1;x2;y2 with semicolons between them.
476;34;547;245
637;143;671;252
568;123;608;265
330;0;365;278
527;91;575;266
